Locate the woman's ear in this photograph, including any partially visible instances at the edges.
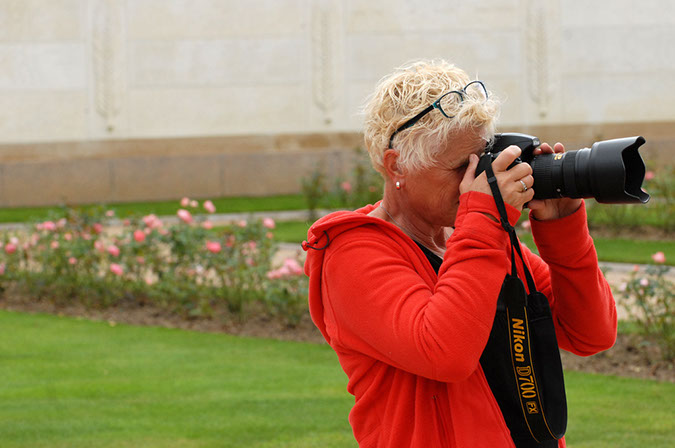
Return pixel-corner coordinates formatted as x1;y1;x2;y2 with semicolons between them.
382;149;404;180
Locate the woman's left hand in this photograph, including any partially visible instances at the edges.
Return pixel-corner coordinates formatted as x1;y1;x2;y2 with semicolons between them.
528;142;583;221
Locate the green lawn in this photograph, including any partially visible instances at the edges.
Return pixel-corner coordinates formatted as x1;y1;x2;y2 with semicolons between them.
0;310;673;447
563;371;674;447
274;220;315;243
0;310;354;448
517;233;675;266
0;194;312;223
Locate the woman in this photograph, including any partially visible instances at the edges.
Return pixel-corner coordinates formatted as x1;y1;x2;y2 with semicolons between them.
302;60;616;447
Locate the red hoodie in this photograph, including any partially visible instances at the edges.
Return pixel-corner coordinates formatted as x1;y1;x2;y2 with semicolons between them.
303;191;616;447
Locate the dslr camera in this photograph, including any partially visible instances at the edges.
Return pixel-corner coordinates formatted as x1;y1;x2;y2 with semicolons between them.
476;133;650;204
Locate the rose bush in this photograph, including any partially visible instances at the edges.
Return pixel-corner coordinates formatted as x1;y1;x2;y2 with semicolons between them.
617;252;673;361
0;200;308;327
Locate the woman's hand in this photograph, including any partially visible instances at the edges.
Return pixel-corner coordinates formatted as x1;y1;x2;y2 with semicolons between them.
527;142;582;220
461;145;534;212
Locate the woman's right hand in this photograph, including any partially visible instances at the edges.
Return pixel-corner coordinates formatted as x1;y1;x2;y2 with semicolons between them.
460;146;535;211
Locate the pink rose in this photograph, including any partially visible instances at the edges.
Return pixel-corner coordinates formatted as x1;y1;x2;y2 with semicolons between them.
107;244;120;257
203;200;216;213
133;230;146;243
202;220;214;230
50;241;59;249
105;210;115;217
4;243;17;255
94;240;105;253
136;256;145;265
651;251;666;264
237;220;247;228
69;257;77;265
177;209;193;224
283;258;303;275
92;223;104;234
64;233;72;241
206;241;222;254
266;269;282;280
110;263;124;276
520;220;531;230
263;218;275;229
190;200;198;208
644;171;655;181
42;221;57;232
180;197;190;207
639;278;649;287
341;181;352;194
0;263;5;275
142;214;162;229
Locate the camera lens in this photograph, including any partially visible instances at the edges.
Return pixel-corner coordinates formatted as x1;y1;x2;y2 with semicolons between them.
530;137;650;204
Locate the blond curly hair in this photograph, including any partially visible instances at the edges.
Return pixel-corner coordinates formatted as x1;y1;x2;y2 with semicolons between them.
362;59;500;175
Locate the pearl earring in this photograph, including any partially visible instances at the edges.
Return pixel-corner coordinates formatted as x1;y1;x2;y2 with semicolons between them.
395;181;401;190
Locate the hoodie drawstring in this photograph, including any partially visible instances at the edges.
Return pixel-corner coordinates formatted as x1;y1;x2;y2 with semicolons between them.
302;231;331;251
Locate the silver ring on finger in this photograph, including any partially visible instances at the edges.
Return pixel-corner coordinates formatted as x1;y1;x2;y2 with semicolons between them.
519;180;528;192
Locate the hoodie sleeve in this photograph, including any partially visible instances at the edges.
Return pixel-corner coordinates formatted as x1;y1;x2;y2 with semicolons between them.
525;201;617;356
320;192;521;383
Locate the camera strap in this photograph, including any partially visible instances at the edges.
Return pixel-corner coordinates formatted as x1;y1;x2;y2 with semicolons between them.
479;162;567;446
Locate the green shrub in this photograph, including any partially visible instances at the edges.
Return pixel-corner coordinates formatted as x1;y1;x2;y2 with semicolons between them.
616;257;674;361
586;162;674;233
301;147;383;216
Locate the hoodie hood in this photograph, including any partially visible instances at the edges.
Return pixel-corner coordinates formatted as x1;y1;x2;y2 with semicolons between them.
302;203;387;342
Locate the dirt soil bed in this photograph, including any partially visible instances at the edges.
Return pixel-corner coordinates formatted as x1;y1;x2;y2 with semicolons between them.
2;294;672;383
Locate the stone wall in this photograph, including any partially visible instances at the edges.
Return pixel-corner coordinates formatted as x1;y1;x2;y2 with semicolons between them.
0;1;673;206
0;132;362;206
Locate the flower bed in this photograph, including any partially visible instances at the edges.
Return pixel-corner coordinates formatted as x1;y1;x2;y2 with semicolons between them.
0;199;308;327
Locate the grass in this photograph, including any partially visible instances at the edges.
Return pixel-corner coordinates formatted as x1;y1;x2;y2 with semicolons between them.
564;371;674;447
1;310;673;447
517;232;675;266
0;194;312;224
274;220;314;243
0;310;354;448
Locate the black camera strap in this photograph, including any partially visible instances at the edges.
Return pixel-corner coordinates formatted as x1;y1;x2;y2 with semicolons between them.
479;161;567;446
482;160;537;291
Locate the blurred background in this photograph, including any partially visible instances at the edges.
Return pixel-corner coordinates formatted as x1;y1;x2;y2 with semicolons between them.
1;0;674;207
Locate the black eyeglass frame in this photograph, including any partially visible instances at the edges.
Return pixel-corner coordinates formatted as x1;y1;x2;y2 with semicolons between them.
387;80;487;149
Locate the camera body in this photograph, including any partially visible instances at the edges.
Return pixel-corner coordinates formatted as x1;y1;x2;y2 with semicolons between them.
476;133;650;204
478;133;539;168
